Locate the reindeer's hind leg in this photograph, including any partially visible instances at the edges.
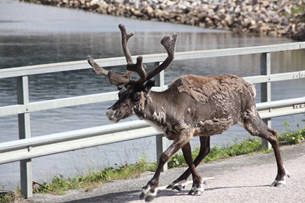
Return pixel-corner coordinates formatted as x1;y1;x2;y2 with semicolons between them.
167;136;210;193
181;142;205;195
242;115;289;186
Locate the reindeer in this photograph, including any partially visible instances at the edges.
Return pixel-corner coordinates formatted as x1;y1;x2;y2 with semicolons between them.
87;24;289;202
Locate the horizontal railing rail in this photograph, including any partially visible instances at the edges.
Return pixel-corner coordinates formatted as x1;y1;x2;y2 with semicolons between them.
0;71;304;117
0;120;157;164
1;42;305;79
0;95;304;165
0;42;305;198
0;97;305;165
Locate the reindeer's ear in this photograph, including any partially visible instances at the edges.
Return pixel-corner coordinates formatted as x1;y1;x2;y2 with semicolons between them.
144;80;155;92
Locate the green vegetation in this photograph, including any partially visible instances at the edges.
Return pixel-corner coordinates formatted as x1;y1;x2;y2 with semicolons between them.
168;137;272;169
0;186;21;203
278;121;305;144
0;193;13;203
287;1;305;22
1;121;305;202
0;192;13;203
33;155;154;195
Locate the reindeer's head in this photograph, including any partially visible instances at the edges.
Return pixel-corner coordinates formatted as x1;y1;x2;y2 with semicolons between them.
88;24;177;123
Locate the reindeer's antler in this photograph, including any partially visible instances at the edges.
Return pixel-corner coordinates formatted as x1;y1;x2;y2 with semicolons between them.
126;56;147;83
87;55;109;76
87;24;136;87
145;34;177;81
88;24;177;87
87;55;130;87
118;24;134;79
119;24;148;83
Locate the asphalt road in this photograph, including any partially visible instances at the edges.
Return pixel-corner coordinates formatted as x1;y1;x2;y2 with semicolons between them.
30;142;305;203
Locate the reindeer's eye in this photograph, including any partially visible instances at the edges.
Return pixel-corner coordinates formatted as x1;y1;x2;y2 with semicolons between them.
132;92;141;102
118;91;126;99
118;87;128;99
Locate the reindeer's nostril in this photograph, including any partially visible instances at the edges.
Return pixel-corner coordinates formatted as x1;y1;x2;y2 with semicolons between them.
106;109;119;123
106;109;120;123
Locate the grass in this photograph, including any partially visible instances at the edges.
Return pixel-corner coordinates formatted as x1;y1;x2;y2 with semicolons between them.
0;187;21;203
0;192;14;203
167;137;270;169
1;121;305;202
32;155;154;195
278;121;305;144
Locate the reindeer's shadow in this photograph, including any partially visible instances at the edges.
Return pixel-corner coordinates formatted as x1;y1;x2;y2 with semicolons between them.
157;184;270;196
65;184;270;203
204;184;270;191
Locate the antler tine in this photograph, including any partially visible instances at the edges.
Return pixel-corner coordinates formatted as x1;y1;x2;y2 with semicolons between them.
87;55;130;87
87;55;109;76
145;33;178;81
87;24;137;88
118;24;134;78
126;56;147;83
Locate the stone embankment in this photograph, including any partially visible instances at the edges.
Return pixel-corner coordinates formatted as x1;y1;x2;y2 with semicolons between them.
21;0;305;40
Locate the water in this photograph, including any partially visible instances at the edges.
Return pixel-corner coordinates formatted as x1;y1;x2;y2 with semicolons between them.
0;0;304;189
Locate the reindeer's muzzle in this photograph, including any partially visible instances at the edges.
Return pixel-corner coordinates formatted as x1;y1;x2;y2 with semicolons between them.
106;109;120;123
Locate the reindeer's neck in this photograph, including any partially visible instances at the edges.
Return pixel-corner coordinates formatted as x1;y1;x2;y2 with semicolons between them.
136;91;184;140
135;91;183;139
135;91;169;127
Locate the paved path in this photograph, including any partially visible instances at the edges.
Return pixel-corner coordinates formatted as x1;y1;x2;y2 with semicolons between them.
30;142;305;203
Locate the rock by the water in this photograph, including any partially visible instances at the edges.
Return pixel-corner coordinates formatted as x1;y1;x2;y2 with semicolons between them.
20;0;305;40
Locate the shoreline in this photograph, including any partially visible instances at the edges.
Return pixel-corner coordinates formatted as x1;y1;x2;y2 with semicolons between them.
20;0;305;40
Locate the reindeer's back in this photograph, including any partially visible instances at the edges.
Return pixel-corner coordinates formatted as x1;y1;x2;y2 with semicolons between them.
168;74;256;104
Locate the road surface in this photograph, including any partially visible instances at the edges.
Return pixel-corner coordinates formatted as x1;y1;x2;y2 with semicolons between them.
30;142;305;203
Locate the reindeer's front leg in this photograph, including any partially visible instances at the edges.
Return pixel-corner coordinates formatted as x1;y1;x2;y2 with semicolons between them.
140;128;193;202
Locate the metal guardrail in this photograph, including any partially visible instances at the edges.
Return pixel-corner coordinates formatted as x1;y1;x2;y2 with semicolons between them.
0;42;305;198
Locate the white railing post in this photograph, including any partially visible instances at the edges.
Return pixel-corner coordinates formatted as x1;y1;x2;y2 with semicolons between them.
260;53;272;149
154;63;167;171
156;134;168;171
17;76;32;198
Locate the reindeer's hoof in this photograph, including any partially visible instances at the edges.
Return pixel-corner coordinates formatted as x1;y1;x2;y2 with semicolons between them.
139;192;155;202
188;180;205;196
271;179;286;187
140;186;157;202
166;183;174;189
271;169;290;187
194;190;203;196
167;183;185;191
139;191;145;200
145;195;155;202
271;176;289;187
188;187;204;196
167;180;186;191
173;185;185;191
